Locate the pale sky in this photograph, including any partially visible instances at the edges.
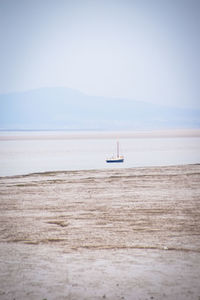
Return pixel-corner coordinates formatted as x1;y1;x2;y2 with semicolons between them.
0;0;199;108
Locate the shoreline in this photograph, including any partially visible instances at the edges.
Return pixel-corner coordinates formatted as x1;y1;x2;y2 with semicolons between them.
0;128;200;141
1;162;199;179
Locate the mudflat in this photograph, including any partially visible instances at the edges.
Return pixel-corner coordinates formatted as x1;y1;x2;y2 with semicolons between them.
0;164;200;300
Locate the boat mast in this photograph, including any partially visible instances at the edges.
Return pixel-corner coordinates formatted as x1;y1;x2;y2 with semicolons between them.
117;141;119;157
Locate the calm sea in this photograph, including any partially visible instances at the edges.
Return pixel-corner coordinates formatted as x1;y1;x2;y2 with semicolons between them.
0;131;200;176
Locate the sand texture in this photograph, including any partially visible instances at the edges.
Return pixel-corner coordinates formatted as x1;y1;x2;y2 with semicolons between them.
0;164;200;300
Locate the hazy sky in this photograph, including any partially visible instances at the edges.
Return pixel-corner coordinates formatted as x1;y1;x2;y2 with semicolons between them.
0;0;199;108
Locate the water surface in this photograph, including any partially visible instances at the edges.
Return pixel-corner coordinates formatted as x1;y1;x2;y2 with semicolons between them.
0;130;200;176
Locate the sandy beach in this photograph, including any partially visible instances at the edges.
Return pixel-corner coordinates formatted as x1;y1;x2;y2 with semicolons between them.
0;164;200;300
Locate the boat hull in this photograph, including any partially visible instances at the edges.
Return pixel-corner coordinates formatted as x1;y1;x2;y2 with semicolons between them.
106;159;124;163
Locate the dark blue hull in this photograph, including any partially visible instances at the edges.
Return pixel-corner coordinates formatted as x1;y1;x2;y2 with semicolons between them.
106;159;124;163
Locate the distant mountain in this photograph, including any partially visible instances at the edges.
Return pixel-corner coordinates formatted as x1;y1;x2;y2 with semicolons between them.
0;87;199;130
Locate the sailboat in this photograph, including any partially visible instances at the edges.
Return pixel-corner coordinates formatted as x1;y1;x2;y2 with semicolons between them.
106;141;124;163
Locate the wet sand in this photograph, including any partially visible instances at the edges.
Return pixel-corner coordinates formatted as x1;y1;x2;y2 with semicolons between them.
0;164;200;300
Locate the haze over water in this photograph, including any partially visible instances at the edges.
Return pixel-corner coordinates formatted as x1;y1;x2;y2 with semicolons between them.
0;130;200;176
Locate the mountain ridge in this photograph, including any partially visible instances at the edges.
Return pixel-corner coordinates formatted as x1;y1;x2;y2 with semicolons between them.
0;87;199;130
